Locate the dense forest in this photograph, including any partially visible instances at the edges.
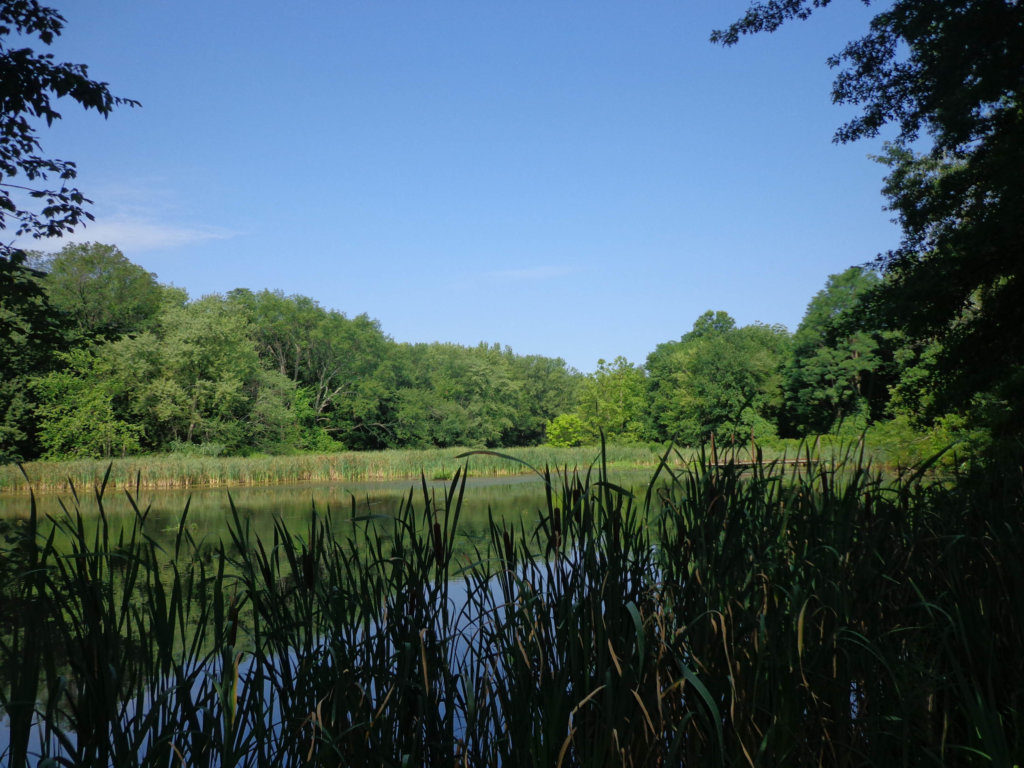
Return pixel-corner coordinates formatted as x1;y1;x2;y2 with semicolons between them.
0;241;992;463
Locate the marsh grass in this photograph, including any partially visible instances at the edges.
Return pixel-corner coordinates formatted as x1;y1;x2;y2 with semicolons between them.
1;442;1021;766
0;444;666;494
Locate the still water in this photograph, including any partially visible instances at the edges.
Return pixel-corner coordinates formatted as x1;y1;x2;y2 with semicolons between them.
0;470;652;552
0;469;659;763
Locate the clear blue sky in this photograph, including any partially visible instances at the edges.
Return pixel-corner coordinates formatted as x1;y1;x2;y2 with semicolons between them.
29;0;898;373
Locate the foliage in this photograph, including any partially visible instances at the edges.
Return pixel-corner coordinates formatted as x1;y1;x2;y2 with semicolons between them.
647;312;790;445
228;288;397;449
0;254;65;461
0;244;971;463
389;343;515;447
544;413;590;447
8;262;585;460
0;2;137;251
573;356;647;443
782;266;896;434
714;0;1024;437
32;242;169;340
1;0;135;458
867;145;1024;433
222;291;581;452
30;298;300;457
504;353;581;445
31;347;143;458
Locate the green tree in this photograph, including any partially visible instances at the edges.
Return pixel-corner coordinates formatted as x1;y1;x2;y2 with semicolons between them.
392;343;521;448
152;297;298;451
228;289;395;449
34;242;167;340
505;353;581;445
715;0;1024;433
688;309;736;338
32;296;300;456
545;413;590;447
1;1;137;459
227;288;322;380
783;267;893;434
0;258;66;460
301;312;392;446
575;357;647;443
30;347;143;458
647;313;790;445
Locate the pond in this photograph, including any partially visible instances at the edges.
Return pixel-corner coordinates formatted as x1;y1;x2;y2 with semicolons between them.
0;466;660;766
0;468;657;556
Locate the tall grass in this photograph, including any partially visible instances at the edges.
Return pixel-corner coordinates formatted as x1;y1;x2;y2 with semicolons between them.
1;443;1021;765
0;443;666;494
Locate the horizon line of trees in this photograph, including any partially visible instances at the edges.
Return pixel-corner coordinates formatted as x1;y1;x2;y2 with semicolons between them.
2;0;1021;465
0;242;999;463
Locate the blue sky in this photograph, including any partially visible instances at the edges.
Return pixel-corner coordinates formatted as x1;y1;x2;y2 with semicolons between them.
27;0;898;372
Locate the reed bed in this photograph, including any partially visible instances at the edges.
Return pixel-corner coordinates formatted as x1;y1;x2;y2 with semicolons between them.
0;443;666;494
1;443;1021;766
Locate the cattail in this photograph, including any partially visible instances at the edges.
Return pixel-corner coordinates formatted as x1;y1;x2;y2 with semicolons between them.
432;522;444;563
503;530;514;563
302;551;315;591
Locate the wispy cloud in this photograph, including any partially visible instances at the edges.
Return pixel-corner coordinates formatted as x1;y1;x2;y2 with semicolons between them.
14;178;240;253
54;216;235;252
486;265;575;282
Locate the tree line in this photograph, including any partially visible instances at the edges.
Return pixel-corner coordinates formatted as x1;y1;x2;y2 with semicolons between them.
547;268;969;449
0;241;990;463
3;0;1021;462
1;244;581;460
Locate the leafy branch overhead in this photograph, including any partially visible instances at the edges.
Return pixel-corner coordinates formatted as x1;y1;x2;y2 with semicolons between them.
716;0;1024;429
0;1;138;249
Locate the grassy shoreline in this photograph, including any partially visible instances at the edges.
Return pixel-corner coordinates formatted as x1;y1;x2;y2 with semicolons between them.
1;433;943;495
0;443;671;494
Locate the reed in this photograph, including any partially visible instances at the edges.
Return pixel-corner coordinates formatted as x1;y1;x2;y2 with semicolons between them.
0;443;667;494
1;442;1020;766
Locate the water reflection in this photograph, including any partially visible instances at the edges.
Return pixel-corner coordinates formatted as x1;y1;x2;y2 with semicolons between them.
0;471;652;556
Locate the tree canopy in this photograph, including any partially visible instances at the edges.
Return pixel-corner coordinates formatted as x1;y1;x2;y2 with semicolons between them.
0;1;137;253
646;313;790;445
1;2;137;460
714;0;1024;433
0;244;986;461
34;243;168;340
782;266;887;434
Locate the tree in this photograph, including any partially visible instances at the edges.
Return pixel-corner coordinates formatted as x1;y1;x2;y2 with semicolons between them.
783;266;891;434
0;257;65;460
227;288;323;380
228;289;394;448
575;357;647;443
1;3;136;458
688;310;736;339
505;353;580;445
151;297;298;452
391;343;521;448
31;296;301;456
1;2;137;253
34;242;167;340
714;0;1024;432
545;413;589;447
647;313;790;445
31;347;143;458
